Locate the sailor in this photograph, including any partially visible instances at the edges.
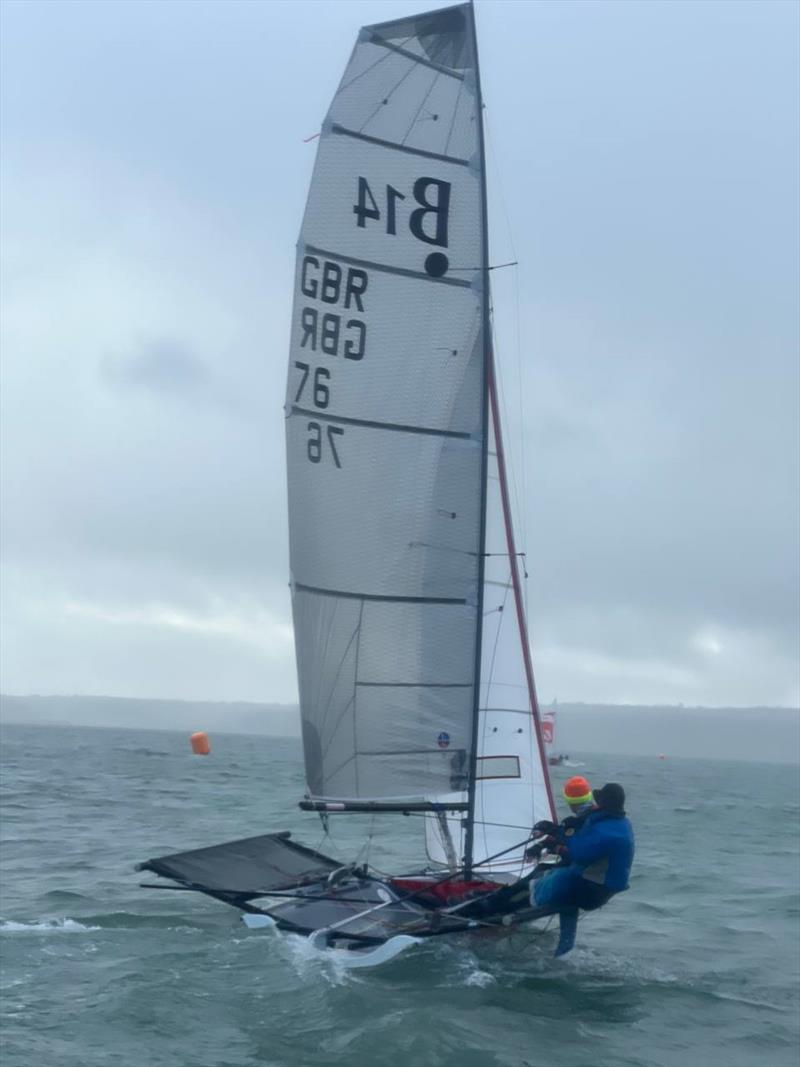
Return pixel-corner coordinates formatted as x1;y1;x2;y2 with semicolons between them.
529;782;635;956
524;775;596;861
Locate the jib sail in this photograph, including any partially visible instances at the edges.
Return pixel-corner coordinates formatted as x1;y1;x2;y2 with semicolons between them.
425;363;557;872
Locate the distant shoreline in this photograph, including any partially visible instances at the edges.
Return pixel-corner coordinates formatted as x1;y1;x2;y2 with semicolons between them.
4;717;798;767
2;693;798;764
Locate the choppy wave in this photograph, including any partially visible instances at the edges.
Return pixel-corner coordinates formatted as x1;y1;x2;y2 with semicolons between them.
2;723;799;1067
0;917;101;933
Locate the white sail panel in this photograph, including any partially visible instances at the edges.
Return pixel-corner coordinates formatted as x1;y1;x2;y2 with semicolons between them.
472;382;555;870
425;375;555;873
286;3;485;801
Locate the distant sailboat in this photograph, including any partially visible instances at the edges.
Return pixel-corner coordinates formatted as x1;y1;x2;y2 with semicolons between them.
542;710;567;766
138;1;576;966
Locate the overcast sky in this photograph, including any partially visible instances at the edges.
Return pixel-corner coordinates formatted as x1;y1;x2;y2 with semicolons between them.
1;0;797;709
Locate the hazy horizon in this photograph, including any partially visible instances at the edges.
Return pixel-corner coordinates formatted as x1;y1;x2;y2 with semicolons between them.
3;693;798;764
4;690;799;712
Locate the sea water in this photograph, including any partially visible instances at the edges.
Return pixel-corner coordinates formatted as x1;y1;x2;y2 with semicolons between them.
1;722;798;1067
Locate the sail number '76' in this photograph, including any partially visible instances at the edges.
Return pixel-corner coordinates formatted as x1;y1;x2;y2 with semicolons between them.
294;255;368;469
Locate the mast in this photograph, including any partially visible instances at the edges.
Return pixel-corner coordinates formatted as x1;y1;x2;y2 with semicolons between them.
463;0;491;879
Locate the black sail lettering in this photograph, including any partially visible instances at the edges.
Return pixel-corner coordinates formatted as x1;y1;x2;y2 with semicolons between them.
344;319;365;360
301;256;319;298
321;313;341;355
409;178;451;247
320;262;342;304
300;307;318;349
344;268;368;312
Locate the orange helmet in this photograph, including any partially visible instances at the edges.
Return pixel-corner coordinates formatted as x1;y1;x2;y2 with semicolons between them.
563;775;593;808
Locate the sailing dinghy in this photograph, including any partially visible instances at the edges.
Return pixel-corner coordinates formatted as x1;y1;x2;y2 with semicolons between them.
138;1;566;966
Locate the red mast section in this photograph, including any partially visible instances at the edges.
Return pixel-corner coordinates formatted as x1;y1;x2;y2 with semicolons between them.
487;357;557;821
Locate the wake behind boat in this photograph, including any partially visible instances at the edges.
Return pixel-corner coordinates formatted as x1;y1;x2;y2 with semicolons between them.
138;0;590;966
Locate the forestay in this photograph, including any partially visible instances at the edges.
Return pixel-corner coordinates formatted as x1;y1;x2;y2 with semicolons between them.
286;4;486;801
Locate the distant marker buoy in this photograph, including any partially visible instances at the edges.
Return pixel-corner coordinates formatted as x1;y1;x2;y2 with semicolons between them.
658;753;666;760
190;731;211;755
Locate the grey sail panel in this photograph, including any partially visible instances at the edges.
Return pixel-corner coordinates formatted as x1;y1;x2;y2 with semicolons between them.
286;4;484;801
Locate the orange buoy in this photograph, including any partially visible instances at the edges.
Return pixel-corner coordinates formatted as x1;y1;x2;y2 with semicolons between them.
190;731;211;755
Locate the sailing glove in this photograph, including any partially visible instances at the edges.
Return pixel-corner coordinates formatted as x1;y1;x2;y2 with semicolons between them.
532;820;558;836
525;836;556;861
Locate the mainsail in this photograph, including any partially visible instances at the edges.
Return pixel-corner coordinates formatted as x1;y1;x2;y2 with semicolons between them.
285;2;554;866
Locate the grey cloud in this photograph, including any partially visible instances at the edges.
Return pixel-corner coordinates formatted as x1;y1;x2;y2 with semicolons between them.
1;0;797;708
101;338;208;394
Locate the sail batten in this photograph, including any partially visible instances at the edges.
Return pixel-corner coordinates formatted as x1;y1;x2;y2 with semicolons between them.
289;405;473;440
356;681;472;689
293;582;467;606
367;34;467;80
331;124;471;167
302;244;475;287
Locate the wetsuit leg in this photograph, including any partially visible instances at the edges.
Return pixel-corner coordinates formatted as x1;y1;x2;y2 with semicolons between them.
531;866;581;908
554;909;578;956
530;868;584;957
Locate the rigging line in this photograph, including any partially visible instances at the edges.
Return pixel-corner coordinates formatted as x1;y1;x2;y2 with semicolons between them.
484;125;525;538
338;34;415;94
478;578;512;862
352;599;364;795
442;261;518;272
431;807;453;867
514;255;528;618
443;62;465;157
320;695;355;763
358;58;417;134
495;305;526;567
312;819;339;860
486;114;528;608
320;750;357;786
401;66;441;145
352;812;375;868
316;600;354;738
490;307;525;581
468;819;533;832
311;595;338;732
483;117;518;281
315;607;357;754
